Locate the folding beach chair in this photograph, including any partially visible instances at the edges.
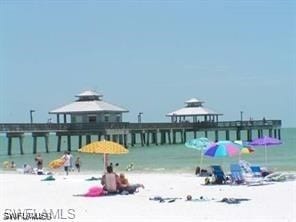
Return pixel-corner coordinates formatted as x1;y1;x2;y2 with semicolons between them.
238;161;267;185
210;165;226;184
230;164;244;184
239;160;262;177
250;166;262;177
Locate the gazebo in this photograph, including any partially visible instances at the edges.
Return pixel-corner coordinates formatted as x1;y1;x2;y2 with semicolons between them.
166;98;223;123
49;90;128;123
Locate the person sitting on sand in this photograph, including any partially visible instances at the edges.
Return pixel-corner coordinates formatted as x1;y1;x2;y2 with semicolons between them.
10;161;16;169
23;163;34;174
101;165;121;194
118;173;144;194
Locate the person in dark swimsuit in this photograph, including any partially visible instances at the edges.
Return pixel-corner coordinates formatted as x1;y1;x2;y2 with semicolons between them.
75;157;81;172
35;154;43;174
35;154;43;170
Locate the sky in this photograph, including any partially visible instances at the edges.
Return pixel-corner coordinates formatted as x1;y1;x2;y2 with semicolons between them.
0;1;295;127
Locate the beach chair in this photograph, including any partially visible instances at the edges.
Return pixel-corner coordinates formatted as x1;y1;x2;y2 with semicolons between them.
264;172;296;182
250;166;262;177
238;160;252;174
210;165;226;184
230;164;244;184
239;160;263;177
238;161;268;185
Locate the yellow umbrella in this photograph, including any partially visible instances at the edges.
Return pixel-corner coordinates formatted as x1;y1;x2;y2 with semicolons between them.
241;147;255;154
234;140;254;160
78;140;129;171
48;159;65;169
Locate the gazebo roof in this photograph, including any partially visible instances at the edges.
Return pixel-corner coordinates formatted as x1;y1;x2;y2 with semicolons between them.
76;90;102;98
185;98;204;104
49;90;128;114
166;107;222;116
166;97;222;117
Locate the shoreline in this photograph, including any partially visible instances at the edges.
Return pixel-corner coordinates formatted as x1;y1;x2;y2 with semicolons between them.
1;165;296;175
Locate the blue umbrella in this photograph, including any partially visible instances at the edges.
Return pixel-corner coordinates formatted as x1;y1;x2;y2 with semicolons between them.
185;137;211;150
185;137;212;168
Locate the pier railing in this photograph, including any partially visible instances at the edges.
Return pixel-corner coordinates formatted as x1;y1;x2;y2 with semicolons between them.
0;120;281;133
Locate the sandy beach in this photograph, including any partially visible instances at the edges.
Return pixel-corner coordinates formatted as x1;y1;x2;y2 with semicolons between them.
0;172;295;222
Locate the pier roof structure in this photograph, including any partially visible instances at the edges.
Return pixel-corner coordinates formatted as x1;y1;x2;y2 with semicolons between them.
49;90;128;124
166;98;222;123
49;90;128;114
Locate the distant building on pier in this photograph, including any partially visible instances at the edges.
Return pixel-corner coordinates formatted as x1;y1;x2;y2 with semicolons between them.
166;98;223;123
49;90;129;123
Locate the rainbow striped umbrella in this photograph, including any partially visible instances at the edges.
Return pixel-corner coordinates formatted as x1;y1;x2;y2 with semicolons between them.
204;141;241;157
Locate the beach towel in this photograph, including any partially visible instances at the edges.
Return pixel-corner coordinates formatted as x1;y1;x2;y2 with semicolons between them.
41;175;55;181
149;196;182;203
219;197;250;204
85;176;101;181
73;186;105;197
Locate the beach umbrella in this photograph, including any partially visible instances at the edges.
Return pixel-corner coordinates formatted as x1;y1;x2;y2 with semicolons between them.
240;147;255;155
78;140;129;171
249;136;282;165
234;140;255;159
48;158;65;169
185;137;212;168
204;141;242;158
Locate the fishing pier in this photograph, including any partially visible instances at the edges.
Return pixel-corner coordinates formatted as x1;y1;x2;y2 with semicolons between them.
0;120;281;155
0;90;282;155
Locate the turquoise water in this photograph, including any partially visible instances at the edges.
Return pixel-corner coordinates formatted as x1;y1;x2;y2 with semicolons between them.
0;128;295;173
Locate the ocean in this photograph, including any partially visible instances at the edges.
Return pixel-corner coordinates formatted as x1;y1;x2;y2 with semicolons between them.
0;128;295;173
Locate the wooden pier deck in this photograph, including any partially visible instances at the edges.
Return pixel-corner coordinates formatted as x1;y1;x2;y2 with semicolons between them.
0;120;281;155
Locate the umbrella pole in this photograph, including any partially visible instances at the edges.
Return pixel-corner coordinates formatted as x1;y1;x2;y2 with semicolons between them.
264;144;267;166
200;149;203;171
103;154;109;172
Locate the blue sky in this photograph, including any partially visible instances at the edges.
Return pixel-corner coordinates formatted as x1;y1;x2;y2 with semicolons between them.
0;1;295;127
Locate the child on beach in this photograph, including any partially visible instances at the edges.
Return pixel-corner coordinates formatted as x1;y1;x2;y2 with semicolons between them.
118;173;144;194
75;157;81;172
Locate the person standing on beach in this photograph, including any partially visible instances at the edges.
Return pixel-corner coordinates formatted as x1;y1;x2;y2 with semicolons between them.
75;157;81;172
61;151;70;176
68;151;74;171
35;154;43;171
